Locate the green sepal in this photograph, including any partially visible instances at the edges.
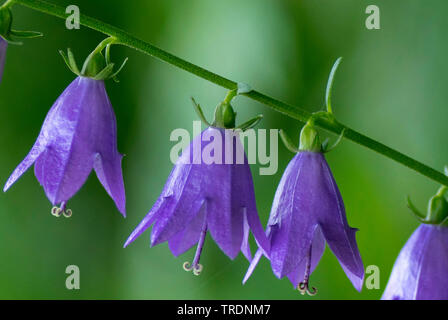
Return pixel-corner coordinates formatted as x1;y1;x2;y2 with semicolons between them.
191;97;211;127
212;101;236;129
299;121;321;152
109;57;128;83
0;7;42;45
10;30;43;39
236;114;263;132
92;63;115;81
59;48;81;76
0;6;12;38
322;128;346;153
407;186;448;226
105;43;128;82
81;51;106;78
280;130;299;153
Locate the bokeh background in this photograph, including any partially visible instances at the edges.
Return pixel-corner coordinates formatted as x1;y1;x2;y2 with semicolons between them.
0;0;447;299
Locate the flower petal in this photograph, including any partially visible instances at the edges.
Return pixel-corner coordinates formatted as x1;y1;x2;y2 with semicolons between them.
94;153;126;216
318;155;364;291
4;138;45;192
267;153;316;278
243;248;264;284
286;225;326;288
382;225;448;300
168;204;207;256
123;196;169;248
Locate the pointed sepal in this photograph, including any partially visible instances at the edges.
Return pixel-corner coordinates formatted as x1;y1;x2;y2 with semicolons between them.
236;114;263;131
191;97;211;126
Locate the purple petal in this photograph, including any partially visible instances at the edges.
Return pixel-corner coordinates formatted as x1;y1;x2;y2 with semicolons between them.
243;248;264;284
4;138;46;192
286;226;326;288
123;196;169;248
382;225;448;300
168;205;207;256
317;155;364;291
240;209;252;261
268;153;316;278
94;153;125;216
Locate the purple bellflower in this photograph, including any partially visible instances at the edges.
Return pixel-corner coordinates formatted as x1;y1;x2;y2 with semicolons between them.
244;121;364;294
124;95;269;275
0;37;6;83
3;46;127;217
382;186;448;300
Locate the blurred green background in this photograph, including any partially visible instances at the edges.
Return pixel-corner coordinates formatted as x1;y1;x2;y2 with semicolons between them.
0;0;447;299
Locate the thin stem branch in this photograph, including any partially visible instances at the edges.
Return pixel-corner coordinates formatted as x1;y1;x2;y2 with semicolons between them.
11;0;448;186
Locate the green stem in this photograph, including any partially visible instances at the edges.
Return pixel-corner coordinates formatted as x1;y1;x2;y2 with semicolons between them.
1;0;15;9
12;0;448;187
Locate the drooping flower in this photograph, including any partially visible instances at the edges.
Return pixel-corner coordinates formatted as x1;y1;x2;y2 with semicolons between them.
382;225;448;300
244;121;364;294
124;94;269;275
3;44;127;217
382;186;448;300
0;37;6;83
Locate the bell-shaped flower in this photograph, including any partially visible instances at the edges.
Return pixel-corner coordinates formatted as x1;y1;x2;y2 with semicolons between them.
382;187;448;300
124;94;269;275
244;121;364;294
3;45;127;217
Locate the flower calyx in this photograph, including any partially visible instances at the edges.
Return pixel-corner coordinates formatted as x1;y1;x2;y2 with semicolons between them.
407;182;448;227
60;37;128;81
190;84;263;131
0;4;42;45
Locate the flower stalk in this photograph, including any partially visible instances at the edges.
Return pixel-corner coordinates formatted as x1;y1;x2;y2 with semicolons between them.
7;0;448;188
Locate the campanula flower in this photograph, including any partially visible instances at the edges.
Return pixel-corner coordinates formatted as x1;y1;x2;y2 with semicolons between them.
244;121;364;294
3;42;128;217
383;186;448;300
3;76;126;216
124;94;269;275
382;225;448;300
0;37;6;83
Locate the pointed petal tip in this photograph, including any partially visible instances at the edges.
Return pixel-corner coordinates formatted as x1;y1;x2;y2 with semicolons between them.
123;235;135;248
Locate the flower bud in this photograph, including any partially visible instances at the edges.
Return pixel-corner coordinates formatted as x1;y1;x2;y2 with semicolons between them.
213;101;236;129
81;51;107;78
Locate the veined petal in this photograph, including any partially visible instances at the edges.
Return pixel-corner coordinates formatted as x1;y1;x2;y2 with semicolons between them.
318;155;364;291
243;248;264;284
91;79;126;215
123;195;169;248
240;209;252;261
168;204;207;256
416;226;448;299
286;226;325;288
268;153;316;278
4;138;45;192
94;153;126;216
150;161;206;246
206;163;244;260
382;225;448;300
